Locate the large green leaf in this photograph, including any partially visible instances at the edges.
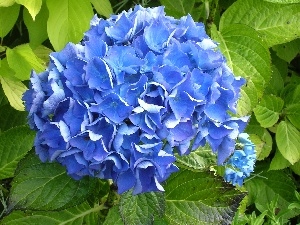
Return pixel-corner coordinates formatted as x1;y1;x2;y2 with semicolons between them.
23;3;49;48
90;0;113;18
0;77;26;111
263;0;300;3
286;103;300;130
0;3;20;38
103;206;124;225
276;121;300;164
1;202;102;224
211;24;271;114
33;45;52;66
253;95;284;128
0;0;15;7
0;104;27;132
175;145;216;171
47;0;94;51
164;170;245;225
119;190;165;225
0;126;35;180
6;44;45;81
264;61;285;96
245;163;299;219
245;116;273;160
16;0;42;20
8;159;97;211
219;0;300;47
159;0;195;18
0;59;27;111
272;39;300;63
269;149;291;171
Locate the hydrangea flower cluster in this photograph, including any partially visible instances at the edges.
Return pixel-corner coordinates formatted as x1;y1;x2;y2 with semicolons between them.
23;5;250;194
224;133;256;186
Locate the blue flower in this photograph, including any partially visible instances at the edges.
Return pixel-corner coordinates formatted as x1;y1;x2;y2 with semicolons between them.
23;5;250;194
224;133;256;186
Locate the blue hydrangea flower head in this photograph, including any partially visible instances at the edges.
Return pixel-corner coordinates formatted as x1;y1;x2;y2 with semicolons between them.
224;133;256;186
23;5;249;194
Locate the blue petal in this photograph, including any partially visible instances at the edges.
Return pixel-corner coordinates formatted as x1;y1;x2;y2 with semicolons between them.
144;19;170;53
116;169;136;194
86;117;116;149
169;121;194;142
105;46;144;84
85;57;114;91
105;13;134;43
93;93;133;124
85;37;108;59
42;81;65;117
64;58;86;86
168;90;198;120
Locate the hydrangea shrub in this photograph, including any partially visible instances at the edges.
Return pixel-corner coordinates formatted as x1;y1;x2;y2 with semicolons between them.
23;5;254;194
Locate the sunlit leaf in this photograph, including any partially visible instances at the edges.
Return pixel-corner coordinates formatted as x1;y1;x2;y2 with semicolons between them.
0;3;20;38
6;44;45;80
253;95;284;128
23;3;49;48
16;0;42;20
90;0;113;18
47;0;94;51
220;0;300;47
276;121;300;164
211;24;271;114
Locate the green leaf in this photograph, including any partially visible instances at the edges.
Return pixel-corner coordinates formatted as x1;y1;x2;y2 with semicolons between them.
0;126;35;180
103;206;124;225
219;0;300;47
1;202;102;225
0;83;8;107
119;190;165;225
90;0;113;18
286;84;300;105
245;163;299;219
33;45;52;65
236;89;252;117
0;0;15;7
0;104;27;132
6;44;45;80
286;104;300;130
164;170;245;225
272;39;300;63
47;0;94;51
159;0;195;18
290;161;300;176
276;121;300;164
16;0;42;20
211;24;271;113
253;95;284;128
175;145;216;171
281;84;297;105
245;116;273;160
249;133;272;161
23;3;49;48
0;65;27;111
263;0;300;3
269;149;291;171
264;64;285;96
0;3;20;38
8;159;97;211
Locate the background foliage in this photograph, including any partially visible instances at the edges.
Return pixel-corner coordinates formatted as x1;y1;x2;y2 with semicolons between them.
0;0;300;224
